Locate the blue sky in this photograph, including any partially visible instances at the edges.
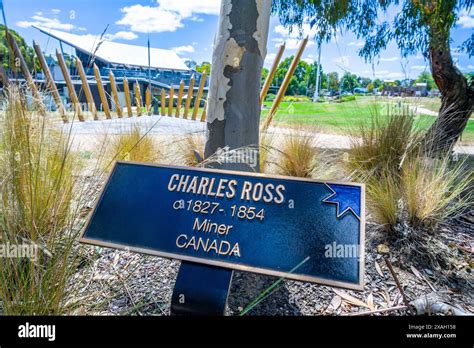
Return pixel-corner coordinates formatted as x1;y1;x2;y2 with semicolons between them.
4;0;473;80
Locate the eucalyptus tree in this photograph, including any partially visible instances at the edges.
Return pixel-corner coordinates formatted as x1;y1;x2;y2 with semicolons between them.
272;0;473;154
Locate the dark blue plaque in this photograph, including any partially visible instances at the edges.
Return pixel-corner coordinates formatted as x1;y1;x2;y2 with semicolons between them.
80;161;365;290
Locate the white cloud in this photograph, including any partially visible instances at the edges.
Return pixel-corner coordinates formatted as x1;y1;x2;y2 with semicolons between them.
379;56;398;62
116;0;220;33
457;9;474;28
105;31;138;41
51;9;61;14
302;57;314;64
156;0;220;17
377;71;404;79
273;21;319;51
116;5;183;33
414;54;425;60
172;45;195;55
263;52;276;68
468;65;474;70
333;55;351;67
273;38;314;50
274;23;319;40
348;41;364;47
411;65;428;70
16;15;75;30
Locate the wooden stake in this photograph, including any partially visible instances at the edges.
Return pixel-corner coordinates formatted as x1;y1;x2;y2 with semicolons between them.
167;86;174;116
93;63;111;119
261;37;308;131
6;32;46;115
123;76;132;117
200;101;207;122
109;70;122;118
76;57;98;120
175;80;184;118
160;88;166;116
146;87;152;115
56;50;83;121
192;71;206;120
134;81;142;116
183;74;195;119
260;43;285;105
33;41;66;121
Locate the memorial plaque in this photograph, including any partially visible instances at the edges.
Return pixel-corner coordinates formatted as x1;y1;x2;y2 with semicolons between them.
80;161;365;290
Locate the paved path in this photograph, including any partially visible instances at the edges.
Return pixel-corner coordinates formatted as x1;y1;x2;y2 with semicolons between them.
60;115;474;155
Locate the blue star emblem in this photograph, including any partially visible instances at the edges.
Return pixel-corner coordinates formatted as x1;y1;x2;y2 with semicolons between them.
323;184;361;220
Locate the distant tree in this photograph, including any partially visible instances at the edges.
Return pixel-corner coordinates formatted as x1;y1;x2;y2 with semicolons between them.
341;72;360;91
367;82;375;93
373;78;383;89
327;72;339;91
274;57;313;95
359;77;372;88
184;59;198;70
261;67;269;86
0;24;38;72
272;0;474;154
196;61;211;74
415;71;436;91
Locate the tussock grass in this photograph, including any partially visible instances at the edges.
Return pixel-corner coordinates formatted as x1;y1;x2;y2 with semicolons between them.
176;134;204;167
347;104;473;231
259;133;273;173
276;131;317;178
0;87;81;314
364;169;400;229
401;155;473;228
275;129;335;179
108;123;159;164
346;105;419;180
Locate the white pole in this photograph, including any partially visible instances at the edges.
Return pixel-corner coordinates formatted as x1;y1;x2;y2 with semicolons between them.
312;39;322;102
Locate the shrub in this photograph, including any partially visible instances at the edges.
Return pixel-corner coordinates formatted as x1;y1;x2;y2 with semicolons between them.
282;95;311;103
0;87;81;314
265;93;276;102
333;95;356;103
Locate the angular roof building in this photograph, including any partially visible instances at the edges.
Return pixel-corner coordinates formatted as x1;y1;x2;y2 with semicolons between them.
35;26;203;90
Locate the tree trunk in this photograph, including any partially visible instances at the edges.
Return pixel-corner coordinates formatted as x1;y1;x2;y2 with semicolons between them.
204;0;271;172
423;43;474;155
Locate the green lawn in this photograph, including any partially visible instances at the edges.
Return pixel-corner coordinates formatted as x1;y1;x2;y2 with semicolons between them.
261;97;474;144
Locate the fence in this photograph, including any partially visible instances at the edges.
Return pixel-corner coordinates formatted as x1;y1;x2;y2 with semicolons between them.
2;34;307;130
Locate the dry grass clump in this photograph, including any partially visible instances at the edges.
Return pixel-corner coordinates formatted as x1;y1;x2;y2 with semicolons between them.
346;105;419;179
0;87;81;314
108;123;159;164
347;105;473;232
275;129;335;179
176;134;205;167
401;156;473;228
276;131;318;178
259;133;273;173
